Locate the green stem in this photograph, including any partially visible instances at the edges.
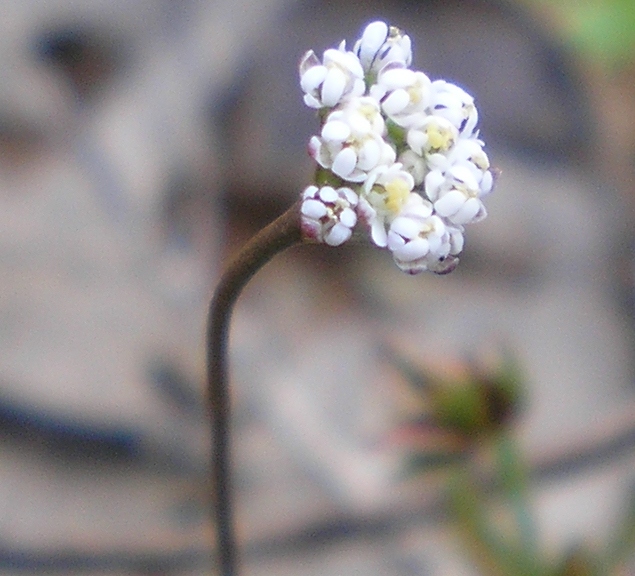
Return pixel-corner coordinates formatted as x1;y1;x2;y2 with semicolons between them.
495;434;538;561
207;200;302;576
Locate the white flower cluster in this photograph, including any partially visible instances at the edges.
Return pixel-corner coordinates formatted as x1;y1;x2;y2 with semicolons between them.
299;21;493;274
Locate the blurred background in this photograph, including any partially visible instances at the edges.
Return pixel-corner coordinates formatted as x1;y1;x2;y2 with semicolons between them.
1;0;635;574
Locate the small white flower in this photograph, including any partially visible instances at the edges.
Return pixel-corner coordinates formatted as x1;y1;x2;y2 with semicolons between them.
309;97;395;182
370;66;431;128
386;194;447;274
301;185;359;246
407;115;458;157
425;163;487;226
359;163;415;246
429;80;478;136
387;194;465;274
299;47;365;109
427;137;493;197
353;21;412;75
453;138;493;197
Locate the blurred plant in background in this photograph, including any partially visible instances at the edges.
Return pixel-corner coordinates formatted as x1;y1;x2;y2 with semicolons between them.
390;348;635;575
525;0;635;68
522;0;635;226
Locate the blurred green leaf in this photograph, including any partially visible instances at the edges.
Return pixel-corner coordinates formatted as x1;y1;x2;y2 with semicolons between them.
403;451;467;477
387;346;524;440
526;0;635;66
495;434;538;563
448;472;545;576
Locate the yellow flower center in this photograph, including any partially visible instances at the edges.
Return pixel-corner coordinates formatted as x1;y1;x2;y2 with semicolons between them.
407;85;421;105
384;178;410;213
426;124;454;152
359;103;378;122
419;221;435;238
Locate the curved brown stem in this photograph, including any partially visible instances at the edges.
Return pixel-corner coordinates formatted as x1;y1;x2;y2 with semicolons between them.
207;200;302;576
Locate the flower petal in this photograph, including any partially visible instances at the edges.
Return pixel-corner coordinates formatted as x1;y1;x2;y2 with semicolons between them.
370;219;388;247
302;185;319;199
480;170;493;196
390;216;420;239
325;223;352;246
356;21;388;68
321;68;348;107
299;50;321;76
424;170;445;202
321;120;350;142
332;147;358;178
393;237;429;261
342;188;359;205
318;186;338;203
382;89;410;117
387;230;406;251
339;207;357;228
356;138;381;171
301;198;328;219
434;189;465;217
452;197;482;224
300;65;327;94
303;94;322;109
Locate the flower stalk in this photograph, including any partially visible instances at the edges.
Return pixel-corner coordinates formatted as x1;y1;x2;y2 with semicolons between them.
207;200;302;576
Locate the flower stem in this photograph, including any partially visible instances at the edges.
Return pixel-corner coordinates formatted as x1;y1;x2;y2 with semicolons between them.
207;200;302;576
